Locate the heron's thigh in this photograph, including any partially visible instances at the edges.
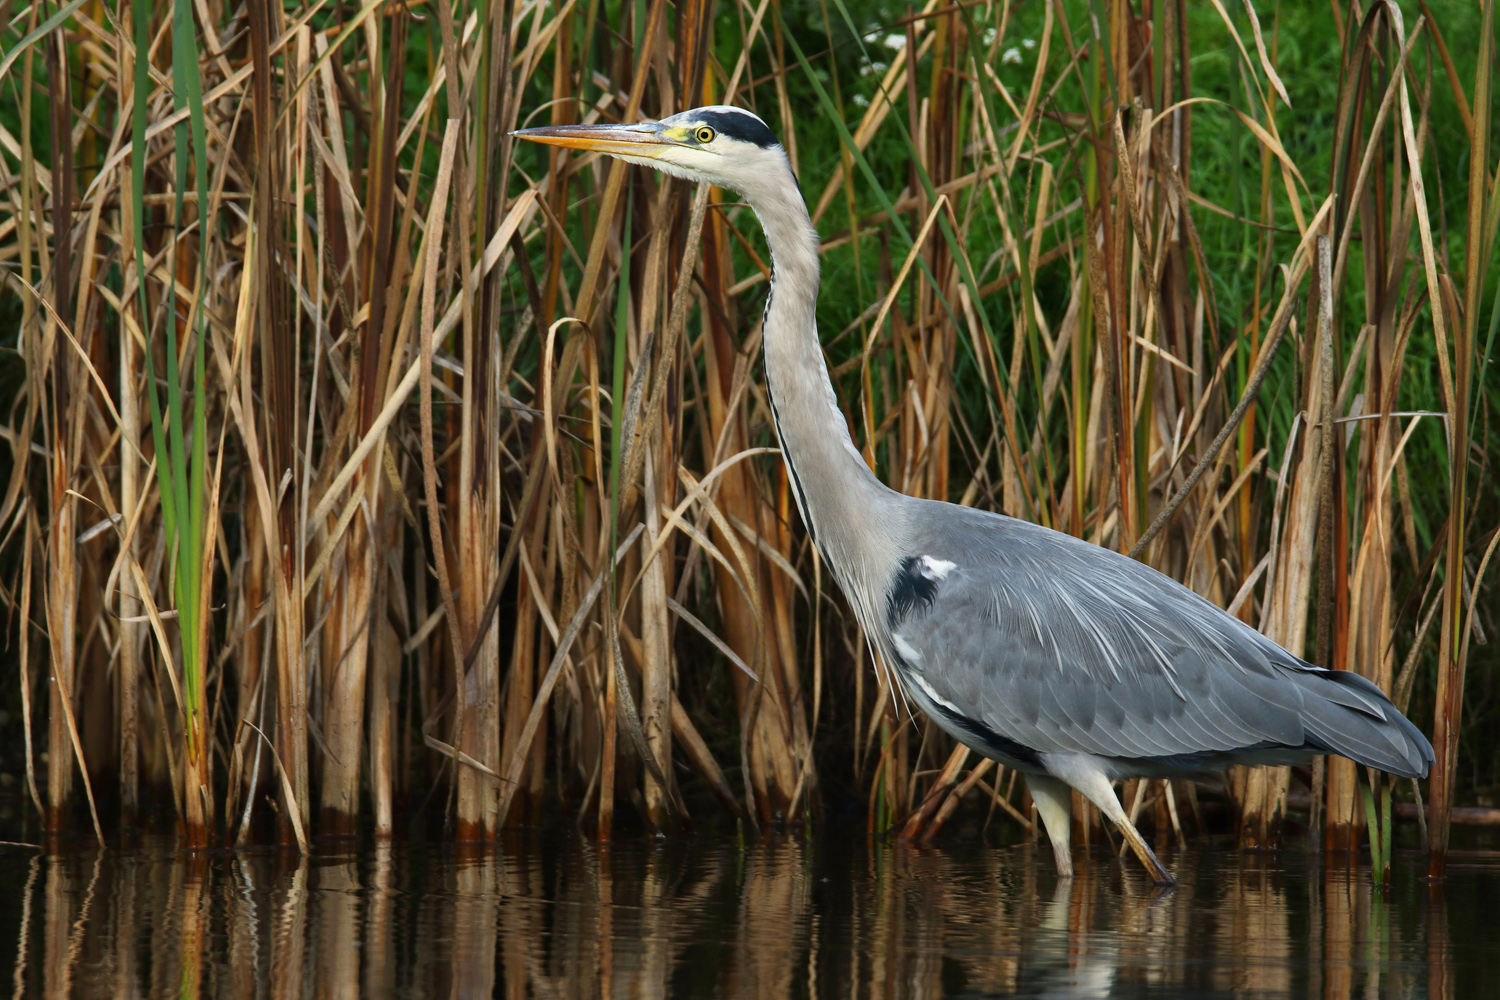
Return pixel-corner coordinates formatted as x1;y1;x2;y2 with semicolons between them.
1026;774;1073;848
1052;761;1131;827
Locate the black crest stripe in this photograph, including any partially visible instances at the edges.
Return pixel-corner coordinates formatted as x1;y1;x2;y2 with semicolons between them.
694;109;779;149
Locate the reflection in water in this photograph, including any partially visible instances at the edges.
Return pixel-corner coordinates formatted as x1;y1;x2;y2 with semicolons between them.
3;836;1496;998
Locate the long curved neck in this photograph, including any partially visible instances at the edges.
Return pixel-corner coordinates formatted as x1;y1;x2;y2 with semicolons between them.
738;172;895;588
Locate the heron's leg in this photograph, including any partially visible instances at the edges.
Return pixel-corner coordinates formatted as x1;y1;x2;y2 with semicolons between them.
1024;774;1074;879
1064;767;1175;886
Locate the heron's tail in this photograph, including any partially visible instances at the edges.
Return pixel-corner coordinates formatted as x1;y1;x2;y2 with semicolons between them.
1296;667;1434;779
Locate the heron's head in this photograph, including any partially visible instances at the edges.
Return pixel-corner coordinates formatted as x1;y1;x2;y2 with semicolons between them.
512;106;792;197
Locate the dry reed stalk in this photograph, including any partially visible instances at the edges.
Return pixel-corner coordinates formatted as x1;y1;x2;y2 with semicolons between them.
241;0;309;847
640;444;675;829
920;756;996;843
115;45;146;828
1315;7;1428;850
1229;235;1330;846
417;118;466;833
453;1;510;840
368;517;403;837
308;3;385;835
501;497;545;826
228;502;267;835
629;171;680;836
1428;0;1492;876
898;743;969;842
37;21;80;839
43;445;78;838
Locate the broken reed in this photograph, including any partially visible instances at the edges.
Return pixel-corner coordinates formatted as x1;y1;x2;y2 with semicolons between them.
0;0;1494;864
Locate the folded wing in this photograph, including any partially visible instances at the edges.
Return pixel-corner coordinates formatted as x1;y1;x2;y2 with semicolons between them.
888;505;1433;778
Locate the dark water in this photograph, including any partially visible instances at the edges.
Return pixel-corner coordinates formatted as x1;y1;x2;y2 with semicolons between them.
1;834;1496;998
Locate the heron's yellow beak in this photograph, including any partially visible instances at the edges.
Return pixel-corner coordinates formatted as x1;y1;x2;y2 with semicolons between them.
510;121;678;157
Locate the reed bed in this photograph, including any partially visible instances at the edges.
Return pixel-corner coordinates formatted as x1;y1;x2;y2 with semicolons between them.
0;0;1495;871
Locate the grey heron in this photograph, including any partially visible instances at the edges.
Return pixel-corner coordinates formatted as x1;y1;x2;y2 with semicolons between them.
513;106;1434;885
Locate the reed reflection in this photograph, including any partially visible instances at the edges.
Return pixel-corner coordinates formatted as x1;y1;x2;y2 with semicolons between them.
0;840;1479;998
313;857;359;1000
1425;881;1451;1000
363;845;395;998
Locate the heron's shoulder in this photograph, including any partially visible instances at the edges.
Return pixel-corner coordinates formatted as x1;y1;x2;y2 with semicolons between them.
896;498;1126;569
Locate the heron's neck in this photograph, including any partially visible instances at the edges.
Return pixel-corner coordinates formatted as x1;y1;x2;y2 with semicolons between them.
742;176;894;580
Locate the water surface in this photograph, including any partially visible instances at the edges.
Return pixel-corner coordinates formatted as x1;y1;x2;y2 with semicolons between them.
1;834;1495;998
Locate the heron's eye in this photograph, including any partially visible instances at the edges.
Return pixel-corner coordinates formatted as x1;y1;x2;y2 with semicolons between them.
695;126;716;144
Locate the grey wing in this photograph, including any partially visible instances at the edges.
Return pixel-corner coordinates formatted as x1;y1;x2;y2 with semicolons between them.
887;505;1433;778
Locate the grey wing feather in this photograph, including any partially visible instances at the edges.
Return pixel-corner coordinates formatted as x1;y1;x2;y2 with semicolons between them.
891;504;1434;779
